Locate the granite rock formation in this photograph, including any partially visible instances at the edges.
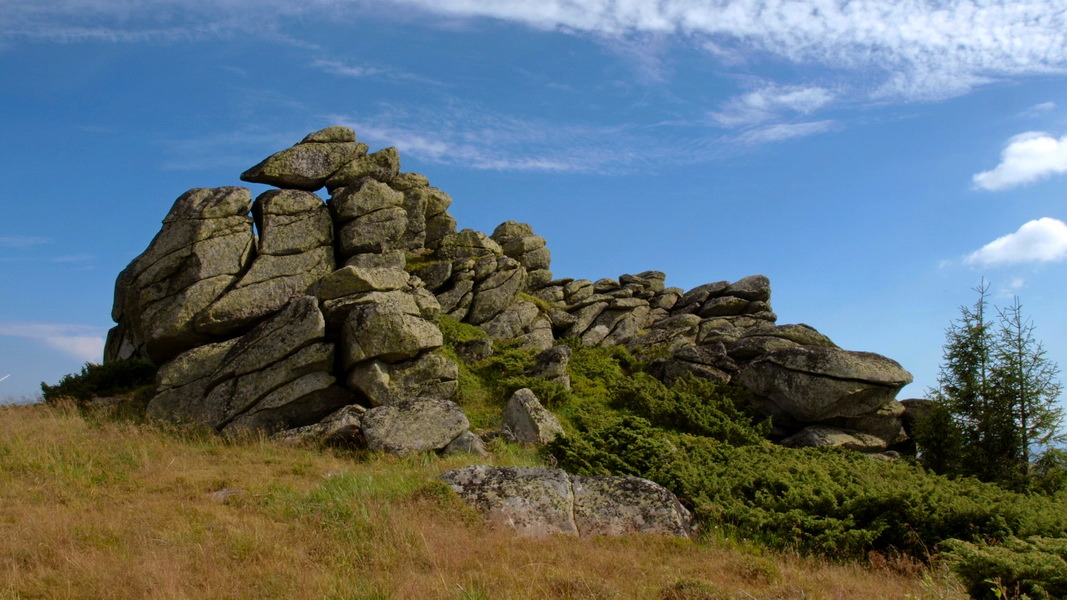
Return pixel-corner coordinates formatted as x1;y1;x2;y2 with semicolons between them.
106;126;913;456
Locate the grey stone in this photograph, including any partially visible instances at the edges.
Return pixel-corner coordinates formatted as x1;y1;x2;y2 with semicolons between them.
455;338;494;363
699;296;750;317
675;281;730;312
241;136;367;191
411;260;453;291
825;400;907;446
725;274;771;302
194;190;334;336
439;466;578;536
109;187;254;363
503;388;564;445
388;172;430;191
301;126;357;143
344;250;406;270
528;345;572;390
738;346;913;422
440;466;694;538
572;476;694;538
311;266;411;300
346;352;458;406
781;425;889;452
147;296;333;430
325;146;401;191
468;259;526;325
437;229;503;261
443;431;489;457
361;397;470;455
271;404;366;446
340;301;443;368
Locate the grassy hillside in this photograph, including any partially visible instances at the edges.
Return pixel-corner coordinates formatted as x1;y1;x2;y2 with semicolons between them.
0;401;966;600
17;319;1067;598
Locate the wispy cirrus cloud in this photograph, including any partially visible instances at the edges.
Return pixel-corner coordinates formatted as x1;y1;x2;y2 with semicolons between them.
326;106;651;173
0;322;107;363
965;218;1067;265
972;132;1067;191
0;236;51;248
391;0;1067;102
710;84;835;128
735;120;836;146
5;0;1066;105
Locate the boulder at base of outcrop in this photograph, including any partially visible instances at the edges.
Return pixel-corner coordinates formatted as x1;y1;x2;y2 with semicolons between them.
360;397;470;455
270;404;365;446
738;346;913;423
780;425;889;452
503;388;564;445
439;466;694;538
571;475;695;538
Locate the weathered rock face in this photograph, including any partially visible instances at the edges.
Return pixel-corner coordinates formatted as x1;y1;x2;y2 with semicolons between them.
107;125;914;458
738;347;913;422
108;187;255;364
440;466;695;538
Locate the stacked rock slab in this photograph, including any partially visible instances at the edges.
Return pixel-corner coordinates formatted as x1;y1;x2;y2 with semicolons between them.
106;125;913;455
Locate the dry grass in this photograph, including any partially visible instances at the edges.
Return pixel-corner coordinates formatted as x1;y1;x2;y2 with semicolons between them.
0;402;966;600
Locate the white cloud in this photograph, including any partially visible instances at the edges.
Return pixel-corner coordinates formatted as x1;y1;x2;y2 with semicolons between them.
392;0;1067;101
711;84;834;128
325;106;653;173
1019;101;1056;117
735;120;836;145
0;322;107;363
972;132;1067;191
4;1;1067;103
0;236;51;248
311;59;384;79
965;217;1067;265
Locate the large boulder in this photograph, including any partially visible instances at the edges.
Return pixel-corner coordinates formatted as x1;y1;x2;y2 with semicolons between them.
738;346;913;422
361;397;470;455
572;475;695;538
108;187;255;363
240;127;367;191
339;296;443;368
439;466;695;538
147;295;347;431
780;425;890;452
440;466;578;536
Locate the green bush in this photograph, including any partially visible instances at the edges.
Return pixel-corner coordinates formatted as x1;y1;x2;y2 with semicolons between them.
942;536;1067;599
41;359;156;403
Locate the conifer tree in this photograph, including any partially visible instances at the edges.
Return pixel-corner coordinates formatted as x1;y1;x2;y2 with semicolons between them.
918;282;1064;489
991;297;1064;476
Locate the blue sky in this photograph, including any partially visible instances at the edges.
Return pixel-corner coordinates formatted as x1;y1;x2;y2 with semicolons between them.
2;0;1066;407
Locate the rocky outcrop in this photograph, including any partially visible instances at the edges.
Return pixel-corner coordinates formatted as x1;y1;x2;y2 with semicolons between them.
106;125;915;458
440;466;695;538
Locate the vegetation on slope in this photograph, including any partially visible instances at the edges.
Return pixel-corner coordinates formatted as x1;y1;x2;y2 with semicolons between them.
27;315;1067;598
0;401;956;599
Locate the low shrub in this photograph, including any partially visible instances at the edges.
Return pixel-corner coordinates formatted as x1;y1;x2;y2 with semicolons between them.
942;536;1067;599
41;359;156;403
